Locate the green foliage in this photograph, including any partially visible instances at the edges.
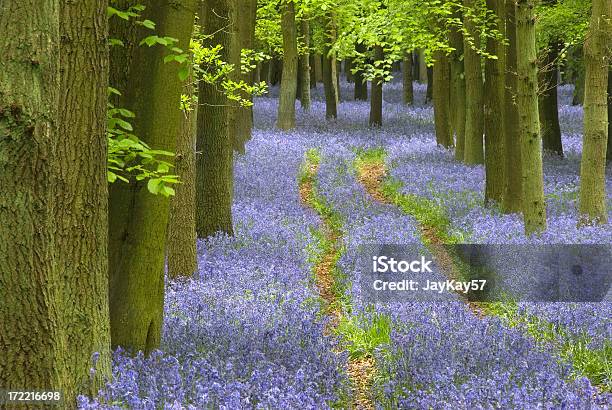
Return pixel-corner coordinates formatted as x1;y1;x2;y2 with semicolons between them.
107;88;178;197
537;0;590;49
336;310;392;359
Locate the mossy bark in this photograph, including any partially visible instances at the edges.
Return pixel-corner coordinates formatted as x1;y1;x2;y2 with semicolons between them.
578;0;610;224
309;54;317;88
403;52;414;105
277;1;298;130
433;50;452;147
196;0;234;238
463;0;484;165
426;65;434;103
108;0;197;354
539;42;563;156
299;17;312;111
516;0;546;234
369;45;384;127
607;66;612;165
168;69;197;279
484;0;506;204
322;15;337;119
502;1;523;213
0;0;65;404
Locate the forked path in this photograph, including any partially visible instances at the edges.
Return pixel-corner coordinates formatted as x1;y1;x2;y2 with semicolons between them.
299;158;376;410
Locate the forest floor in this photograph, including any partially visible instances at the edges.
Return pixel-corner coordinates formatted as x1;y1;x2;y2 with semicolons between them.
81;80;612;409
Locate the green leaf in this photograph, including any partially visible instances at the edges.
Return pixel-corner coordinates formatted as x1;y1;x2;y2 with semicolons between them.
147;178;162;194
178;66;189;81
141;19;156;29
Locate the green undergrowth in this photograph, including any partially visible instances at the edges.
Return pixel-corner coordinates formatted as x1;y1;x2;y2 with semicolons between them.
353;146;611;392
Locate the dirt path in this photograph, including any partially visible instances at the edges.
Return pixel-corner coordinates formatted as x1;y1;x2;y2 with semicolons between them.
299;160;376;410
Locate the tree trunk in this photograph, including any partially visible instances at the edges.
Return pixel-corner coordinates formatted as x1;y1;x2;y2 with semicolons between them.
419;49;428;83
607;65;612;165
233;0;257;153
309;53;317;88
578;0;610;224
322;16;337;119
403;52;414;105
277;1;298;130
0;0;67;403
196;0;234;238
369;45;384;126
314;53;323;83
539;42;563;156
425;65;434;103
108;0;197;355
502;0;523;213
299;17;312;111
346;58;354;82
484;0;506;204
571;46;585;105
433;50;452;147
516;0;546;234
463;0;485;165
354;42;368;101
168;69;197;279
449;11;466;161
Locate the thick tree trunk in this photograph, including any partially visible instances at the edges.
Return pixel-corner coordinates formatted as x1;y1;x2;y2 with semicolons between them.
517;0;546;234
433;51;452;147
109;0;197;355
449;12;466;161
233;0;257;153
322;16;337;119
314;53;323;83
0;0;67;403
426;65;434;103
578;0;610;224
168;70;197;279
539;42;563;156
277;1;298;130
196;0;234;238
299;17;312;111
369;45;384;126
354;42;368;101
463;0;485;165
502;0;523;213
484;0;506;204
403;52;414;105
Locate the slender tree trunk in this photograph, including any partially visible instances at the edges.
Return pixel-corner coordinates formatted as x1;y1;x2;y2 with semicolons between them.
578;0;610;224
484;0;506;203
516;0;546;234
369;45;384;126
309;54;317;88
539;42;563;156
322;15;337;119
426;65;434;103
0;0;68;403
333;57;340;104
277;1;298;130
168;69;197;279
403;52;414;105
433;50;452;147
196;0;234;238
233;0;257;153
270;58;282;85
419;49;428;83
449;11;466;161
463;0;485;164
346;58;354;82
571;46;585;105
607;65;612;165
314;53;323;83
108;0;197;355
354;42;368;100
299;17;312;111
502;0;523;213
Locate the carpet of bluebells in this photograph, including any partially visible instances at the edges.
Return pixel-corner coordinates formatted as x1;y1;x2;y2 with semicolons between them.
80;77;611;409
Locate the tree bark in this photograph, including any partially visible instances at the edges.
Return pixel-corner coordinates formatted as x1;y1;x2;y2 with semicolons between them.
419;49;428;83
322;15;337;119
571;46;585;105
539;42;563;156
449;11;466;161
314;53;323;83
309;53;317;88
403;52;414;105
369;45;384;126
0;0;67;404
168;69;197;279
433;50;452;147
299;17;312;111
463;0;485;165
502;0;523;213
484;0;506;204
233;0;257;153
277;1;298;130
607;66;612;165
426;65;434;103
108;0;197;355
578;0;610;224
354;42;368;101
196;0;234;238
517;0;546;234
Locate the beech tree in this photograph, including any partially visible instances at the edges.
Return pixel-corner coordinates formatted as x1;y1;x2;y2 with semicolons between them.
277;0;298;130
578;0;610;224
